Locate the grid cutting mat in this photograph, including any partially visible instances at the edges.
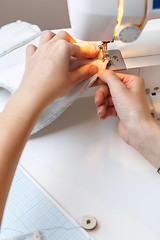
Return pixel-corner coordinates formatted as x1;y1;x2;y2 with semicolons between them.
0;167;90;240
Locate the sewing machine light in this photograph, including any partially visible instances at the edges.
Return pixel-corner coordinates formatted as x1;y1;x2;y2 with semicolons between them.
114;0;146;43
113;0;123;40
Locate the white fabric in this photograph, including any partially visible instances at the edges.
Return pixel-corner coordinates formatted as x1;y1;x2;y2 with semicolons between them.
0;20;41;57
0;21;107;135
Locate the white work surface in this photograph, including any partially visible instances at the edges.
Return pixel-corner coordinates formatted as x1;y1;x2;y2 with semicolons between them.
18;97;160;240
1;19;160;240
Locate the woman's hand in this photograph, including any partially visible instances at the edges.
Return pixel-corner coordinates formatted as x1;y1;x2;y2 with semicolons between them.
94;70;160;168
20;30;99;111
0;30;99;224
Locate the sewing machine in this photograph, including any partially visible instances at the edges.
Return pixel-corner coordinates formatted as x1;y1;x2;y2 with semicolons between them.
0;2;160;239
67;0;160;119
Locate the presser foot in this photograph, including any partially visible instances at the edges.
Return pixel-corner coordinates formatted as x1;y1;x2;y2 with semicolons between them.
98;45;126;71
106;50;126;71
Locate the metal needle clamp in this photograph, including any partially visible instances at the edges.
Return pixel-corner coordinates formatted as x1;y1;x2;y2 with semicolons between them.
80;215;97;230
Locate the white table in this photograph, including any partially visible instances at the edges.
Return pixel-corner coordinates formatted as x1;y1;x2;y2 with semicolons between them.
18;96;160;240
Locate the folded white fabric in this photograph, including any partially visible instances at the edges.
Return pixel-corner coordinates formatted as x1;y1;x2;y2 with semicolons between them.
0;21;107;134
0;20;41;57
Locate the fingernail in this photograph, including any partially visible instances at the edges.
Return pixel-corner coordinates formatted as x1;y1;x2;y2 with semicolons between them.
90;66;98;75
97;110;102;119
42;30;49;36
78;42;99;51
98;110;101;115
98;69;105;75
88;42;99;51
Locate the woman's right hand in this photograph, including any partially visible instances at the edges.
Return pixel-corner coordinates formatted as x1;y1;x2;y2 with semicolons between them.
94;70;160;168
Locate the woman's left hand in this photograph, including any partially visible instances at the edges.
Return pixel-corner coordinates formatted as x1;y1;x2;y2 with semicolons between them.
20;30;99;110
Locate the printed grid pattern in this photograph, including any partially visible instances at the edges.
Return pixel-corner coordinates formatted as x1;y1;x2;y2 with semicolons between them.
0;168;89;240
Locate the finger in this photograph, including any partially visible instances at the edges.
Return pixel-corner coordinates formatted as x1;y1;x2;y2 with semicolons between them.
98;71;134;85
115;72;131;81
95;85;110;107
26;44;37;60
106;107;117;117
97;97;114;118
70;43;99;59
39;30;55;46
116;72;145;90
115;72;141;82
97;105;107;118
105;96;114;107
91;78;105;87
99;107;117;120
103;96;114;108
54;40;99;60
51;31;76;43
98;70;128;95
99;114;108;120
70;64;98;86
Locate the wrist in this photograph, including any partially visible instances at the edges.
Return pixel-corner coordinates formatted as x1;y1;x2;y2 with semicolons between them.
16;85;55;114
3;89;43;130
131;118;160;168
15;88;42;117
19;83;58;111
133;118;155;149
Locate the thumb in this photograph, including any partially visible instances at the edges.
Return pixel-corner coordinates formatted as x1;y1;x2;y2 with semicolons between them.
98;70;128;96
71;64;98;85
26;44;37;61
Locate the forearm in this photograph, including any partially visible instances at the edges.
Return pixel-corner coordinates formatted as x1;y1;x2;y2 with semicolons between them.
0;31;98;225
0;89;43;224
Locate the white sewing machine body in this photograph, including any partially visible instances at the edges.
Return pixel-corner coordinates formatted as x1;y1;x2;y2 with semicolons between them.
68;0;160;118
0;9;160;240
108;19;160;119
1;1;159;238
68;0;160;42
